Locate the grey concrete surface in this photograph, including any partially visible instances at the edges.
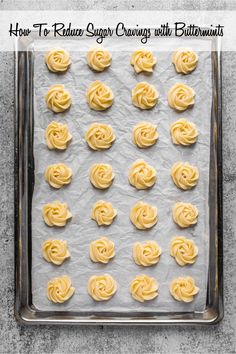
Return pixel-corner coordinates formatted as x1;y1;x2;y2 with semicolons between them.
0;1;236;353
0;0;236;10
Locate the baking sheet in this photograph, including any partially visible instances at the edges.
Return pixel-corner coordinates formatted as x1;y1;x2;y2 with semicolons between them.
31;36;212;313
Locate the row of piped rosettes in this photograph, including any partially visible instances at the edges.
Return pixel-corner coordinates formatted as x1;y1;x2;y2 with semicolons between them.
42;46;200;305
46;272;199;304
43;160;199;191
42;200;198;229
45;47;198;75
44;81;196;113
44;119;198;151
47;274;199;304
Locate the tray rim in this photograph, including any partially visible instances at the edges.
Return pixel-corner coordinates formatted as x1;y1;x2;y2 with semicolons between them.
14;34;223;325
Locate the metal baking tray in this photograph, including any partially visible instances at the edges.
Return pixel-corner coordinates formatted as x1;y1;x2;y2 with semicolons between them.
14;32;223;325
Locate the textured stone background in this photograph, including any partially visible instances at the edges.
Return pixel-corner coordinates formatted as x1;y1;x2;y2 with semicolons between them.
0;1;236;353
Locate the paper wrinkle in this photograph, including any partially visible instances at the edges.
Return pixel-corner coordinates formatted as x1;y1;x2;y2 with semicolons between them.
32;37;212;313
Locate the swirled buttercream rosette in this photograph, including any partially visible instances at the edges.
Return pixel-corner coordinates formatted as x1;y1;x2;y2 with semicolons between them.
130;49;156;73
42;239;70;265
171;162;199;190
170;118;198;146
45;84;71;113
47;275;75;303
87;47;112;72
45;48;71;72
170;276;199;302
130;201;158;230
89;163;114;189
85;123;115;150
86;81;114;111
45;163;72;189
172;202;198;228
88;274;117;301
45;121;72;150
172;48;198;74
133;241;162;266
132;121;158;148
168;83;195;112
132;82;158;110
130;274;158;302
42;201;72;227
90;237;115;264
170;236;198;266
128;159;156;190
91;200;117;226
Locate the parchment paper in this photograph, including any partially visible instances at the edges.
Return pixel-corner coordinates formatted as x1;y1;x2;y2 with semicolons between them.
32;36;212;313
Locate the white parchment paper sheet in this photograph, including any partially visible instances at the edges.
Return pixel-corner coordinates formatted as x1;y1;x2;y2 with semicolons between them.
32;36;212;313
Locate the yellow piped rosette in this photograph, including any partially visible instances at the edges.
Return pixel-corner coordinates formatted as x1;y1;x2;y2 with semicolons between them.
130;201;158;230
170;236;198;266
85;123;115;150
42;201;72;227
87;47;112;72
86;81;114;111
42;239;70;265
132;82;158;110
168;83;195;112
89;163;114;189
45;48;71;72
128;159;156;190
90;237;115;264
45;121;72;150
45;84;71;113
132;121;158;148
45;163;72;189
170;118;198;146
170;276;199;302
171;162;199;190
47;275;75;303
133;241;161;266
172;202;198;228
130;49;156;73
91;200;117;226
130;274;158;302
88;274;117;301
172;48;198;74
